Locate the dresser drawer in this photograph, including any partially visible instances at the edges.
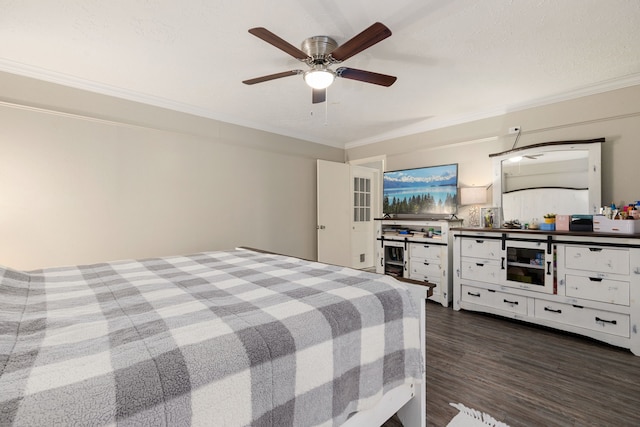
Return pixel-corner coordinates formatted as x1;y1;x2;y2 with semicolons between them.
410;258;441;276
461;285;528;315
563;245;629;275
565;274;630;306
461;259;502;283
461;238;502;259
534;299;630;337
409;265;442;286
410;243;443;260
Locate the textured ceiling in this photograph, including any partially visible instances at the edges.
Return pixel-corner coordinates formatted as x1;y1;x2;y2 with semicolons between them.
1;0;639;148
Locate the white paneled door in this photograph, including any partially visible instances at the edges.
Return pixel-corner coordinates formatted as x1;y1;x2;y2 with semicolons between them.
317;160;351;266
317;160;377;268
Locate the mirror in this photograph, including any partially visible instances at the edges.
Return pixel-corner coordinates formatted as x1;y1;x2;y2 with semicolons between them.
490;139;603;225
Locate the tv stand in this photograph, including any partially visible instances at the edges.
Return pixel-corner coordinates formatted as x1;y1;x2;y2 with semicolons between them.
375;218;462;307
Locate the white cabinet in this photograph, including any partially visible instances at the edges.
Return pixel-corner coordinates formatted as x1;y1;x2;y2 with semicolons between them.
376;218;461;306
453;228;640;356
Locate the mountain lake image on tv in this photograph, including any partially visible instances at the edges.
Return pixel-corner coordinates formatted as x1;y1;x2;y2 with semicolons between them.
383;164;458;215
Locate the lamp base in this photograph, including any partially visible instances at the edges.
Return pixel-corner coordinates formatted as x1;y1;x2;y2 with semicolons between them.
467;205;481;227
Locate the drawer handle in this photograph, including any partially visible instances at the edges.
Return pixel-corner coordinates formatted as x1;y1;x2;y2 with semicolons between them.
476;262;484;267
503;299;519;305
588;248;603;252
423;262;430;266
467;291;481;297
544;306;562;314
595;316;617;325
475;240;484;243
423;245;430;248
588;277;603;282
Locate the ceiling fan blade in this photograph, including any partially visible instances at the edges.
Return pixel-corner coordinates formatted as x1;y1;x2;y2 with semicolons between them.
330;22;392;62
248;27;309;60
242;70;302;85
336;67;397;86
312;88;326;104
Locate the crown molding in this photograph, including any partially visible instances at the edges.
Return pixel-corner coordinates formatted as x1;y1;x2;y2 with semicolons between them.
0;59;344;149
2;59;638;152
345;73;640;150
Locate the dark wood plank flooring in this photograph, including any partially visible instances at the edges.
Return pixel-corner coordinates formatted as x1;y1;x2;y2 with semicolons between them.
424;301;640;427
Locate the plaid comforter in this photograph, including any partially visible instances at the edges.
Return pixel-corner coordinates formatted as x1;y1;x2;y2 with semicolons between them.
0;248;421;426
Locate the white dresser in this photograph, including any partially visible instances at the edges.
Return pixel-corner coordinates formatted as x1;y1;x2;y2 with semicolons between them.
375;218;462;306
452;228;640;356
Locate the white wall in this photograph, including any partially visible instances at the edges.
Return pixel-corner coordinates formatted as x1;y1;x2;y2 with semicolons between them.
0;72;343;269
4;71;638;269
347;85;640;224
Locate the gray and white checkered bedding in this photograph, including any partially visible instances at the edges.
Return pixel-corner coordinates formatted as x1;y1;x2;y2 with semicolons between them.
0;248;421;426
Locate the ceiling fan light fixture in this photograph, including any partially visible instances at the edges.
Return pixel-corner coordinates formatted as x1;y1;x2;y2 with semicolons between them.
304;69;335;89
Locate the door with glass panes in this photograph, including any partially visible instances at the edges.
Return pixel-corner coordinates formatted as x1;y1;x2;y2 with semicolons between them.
317;160;377;269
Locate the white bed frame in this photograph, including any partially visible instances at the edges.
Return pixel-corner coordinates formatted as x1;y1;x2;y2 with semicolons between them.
342;283;427;427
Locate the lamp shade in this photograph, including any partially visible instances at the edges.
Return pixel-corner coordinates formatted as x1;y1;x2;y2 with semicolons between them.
460;186;487;205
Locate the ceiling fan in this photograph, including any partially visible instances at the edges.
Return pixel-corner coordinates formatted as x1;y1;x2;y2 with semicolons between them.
242;22;397;104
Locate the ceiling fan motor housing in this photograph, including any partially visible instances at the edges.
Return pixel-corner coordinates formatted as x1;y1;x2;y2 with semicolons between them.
301;36;338;65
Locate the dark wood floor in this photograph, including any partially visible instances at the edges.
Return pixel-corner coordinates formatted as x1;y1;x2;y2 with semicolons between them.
424;301;640;427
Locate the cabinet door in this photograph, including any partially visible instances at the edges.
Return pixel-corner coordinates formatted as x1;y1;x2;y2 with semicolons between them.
382;241;408;278
504;240;555;294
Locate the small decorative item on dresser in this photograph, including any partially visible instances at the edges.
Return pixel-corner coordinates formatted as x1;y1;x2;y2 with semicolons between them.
480;207;501;228
541;213;556;230
556;214;570;231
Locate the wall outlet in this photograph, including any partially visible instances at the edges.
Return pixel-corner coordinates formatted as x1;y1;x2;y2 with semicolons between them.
508;126;521;134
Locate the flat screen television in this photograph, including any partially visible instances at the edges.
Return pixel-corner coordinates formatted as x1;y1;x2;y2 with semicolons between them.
383;163;458;216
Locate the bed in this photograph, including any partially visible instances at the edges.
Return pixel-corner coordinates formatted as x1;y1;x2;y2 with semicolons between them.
1;248;427;426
